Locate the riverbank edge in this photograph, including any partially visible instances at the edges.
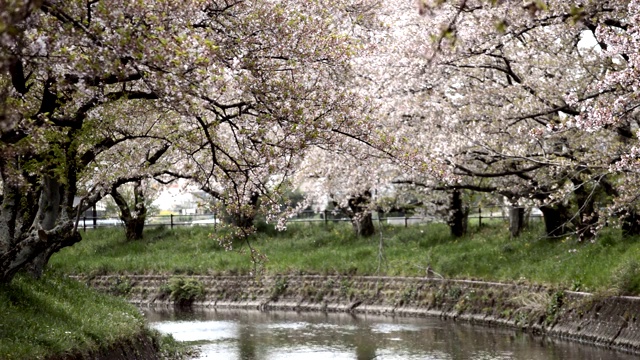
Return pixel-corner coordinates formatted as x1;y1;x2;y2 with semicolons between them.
80;274;640;355
44;330;160;360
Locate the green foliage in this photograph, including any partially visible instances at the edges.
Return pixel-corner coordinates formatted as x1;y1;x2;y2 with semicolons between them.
0;273;146;359
155;330;199;360
339;278;352;298
400;286;417;305
167;277;205;306
545;290;565;325
254;219;280;237
270;277;288;301
109;276;133;296
611;259;640;296
447;286;462;300
50;222;640;294
570;278;584;292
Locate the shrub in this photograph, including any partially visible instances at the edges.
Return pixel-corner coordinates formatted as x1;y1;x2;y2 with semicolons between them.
270;277;288;301
109;276;132;296
611;260;640;296
545;290;564;325
167;277;205;307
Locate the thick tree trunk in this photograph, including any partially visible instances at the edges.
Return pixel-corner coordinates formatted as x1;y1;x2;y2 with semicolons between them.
448;189;468;238
25;174;62;278
509;207;525;238
0;123;88;281
24;226;82;278
572;179;599;241
539;204;572;238
351;212;375;237
128;181;147;241
348;191;375;237
599;178;640;237
1;172;82;282
124;217;146;241
1;229;78;283
229;212;256;229
111;180;148;241
621;209;640;237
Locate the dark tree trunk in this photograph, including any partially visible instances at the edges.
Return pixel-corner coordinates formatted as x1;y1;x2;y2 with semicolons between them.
111;180;148;241
23;129;82;278
227;192;259;230
25;226;82;278
509;207;525;238
571;179;599;241
229;211;256;229
25;174;62;278
598;178;640;237
1;169;82;282
352;212;375;237
621;209;640;237
348;191;375;237
124;217;146;241
448;189;468;238
539;204;572;238
523;208;531;228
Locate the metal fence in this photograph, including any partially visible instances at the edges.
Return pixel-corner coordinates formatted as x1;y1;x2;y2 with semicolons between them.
77;213;221;231
78;206;542;232
288;208;541;227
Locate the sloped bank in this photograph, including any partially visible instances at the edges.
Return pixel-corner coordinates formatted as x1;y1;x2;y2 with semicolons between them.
0;273;169;360
82;274;640;355
45;331;160;360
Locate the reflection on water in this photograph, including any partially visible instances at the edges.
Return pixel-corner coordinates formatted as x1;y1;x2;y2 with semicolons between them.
144;308;637;360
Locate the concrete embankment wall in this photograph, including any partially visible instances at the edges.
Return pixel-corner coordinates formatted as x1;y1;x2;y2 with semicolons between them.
81;274;640;355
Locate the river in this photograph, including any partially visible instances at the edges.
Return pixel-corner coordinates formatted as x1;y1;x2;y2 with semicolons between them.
144;308;638;360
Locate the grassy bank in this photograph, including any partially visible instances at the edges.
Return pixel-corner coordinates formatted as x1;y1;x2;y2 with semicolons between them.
1;273;144;359
50;221;640;294
0;273;189;360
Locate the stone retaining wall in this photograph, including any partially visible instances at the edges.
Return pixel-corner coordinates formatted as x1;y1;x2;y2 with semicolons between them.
80;274;640;355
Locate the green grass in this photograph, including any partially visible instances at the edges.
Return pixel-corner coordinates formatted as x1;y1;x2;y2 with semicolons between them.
19;219;639;359
0;273;148;359
50;221;640;294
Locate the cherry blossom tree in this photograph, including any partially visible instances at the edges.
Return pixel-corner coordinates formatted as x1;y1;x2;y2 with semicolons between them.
294;142;395;237
365;0;638;239
292;0;472;237
0;0;378;283
290;0;640;242
161;0;383;234
107;179;161;240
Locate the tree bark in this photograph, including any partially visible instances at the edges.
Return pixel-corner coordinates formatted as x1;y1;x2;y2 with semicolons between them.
352;212;375;237
25;174;61;278
125;217;146;241
539;203;572;238
1;171;82;282
448;189;468;237
24;225;82;279
599;178;640;237
509;207;525;238
348;191;375;237
111;180;148;241
621;209;640;237
571;178;599;241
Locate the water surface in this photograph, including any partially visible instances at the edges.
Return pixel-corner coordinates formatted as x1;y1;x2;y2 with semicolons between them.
144;308;636;360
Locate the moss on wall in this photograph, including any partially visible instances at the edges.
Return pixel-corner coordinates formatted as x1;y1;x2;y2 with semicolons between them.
82;274;640;355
